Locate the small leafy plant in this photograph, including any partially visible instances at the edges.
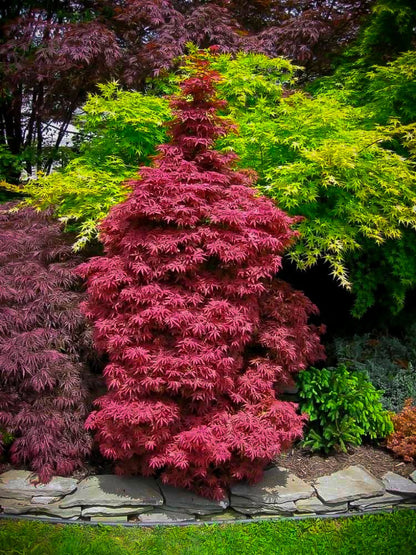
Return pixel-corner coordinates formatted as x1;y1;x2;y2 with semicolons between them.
297;365;394;453
387;399;416;462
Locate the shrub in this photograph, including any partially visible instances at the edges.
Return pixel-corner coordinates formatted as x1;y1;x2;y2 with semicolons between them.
0;204;94;481
78;55;324;499
211;52;416;316
335;331;416;412
387;399;416;461
12;83;171;250
297;365;394;453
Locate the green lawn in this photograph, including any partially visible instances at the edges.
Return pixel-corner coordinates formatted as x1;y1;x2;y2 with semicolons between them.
0;511;415;555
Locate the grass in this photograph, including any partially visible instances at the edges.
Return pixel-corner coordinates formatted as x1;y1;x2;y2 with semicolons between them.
0;511;416;555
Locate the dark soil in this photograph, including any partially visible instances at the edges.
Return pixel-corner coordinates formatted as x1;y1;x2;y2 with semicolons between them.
277;443;416;481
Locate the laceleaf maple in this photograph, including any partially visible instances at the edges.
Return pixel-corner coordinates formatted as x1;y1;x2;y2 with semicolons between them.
78;56;324;499
0;204;93;481
210;52;416;316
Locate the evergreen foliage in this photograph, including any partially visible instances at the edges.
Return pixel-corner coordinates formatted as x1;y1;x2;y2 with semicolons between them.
312;50;416;126
297;365;394;453
347;0;416;67
309;0;416;125
78;56;324;499
335;331;416;412
355;0;416;66
0;204;93;481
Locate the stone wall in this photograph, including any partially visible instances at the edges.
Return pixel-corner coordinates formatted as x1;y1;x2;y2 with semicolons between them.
1;465;416;524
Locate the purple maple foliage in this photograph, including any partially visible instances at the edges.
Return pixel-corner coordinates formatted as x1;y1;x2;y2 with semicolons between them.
0;204;93;481
1;1;369;179
78;55;325;499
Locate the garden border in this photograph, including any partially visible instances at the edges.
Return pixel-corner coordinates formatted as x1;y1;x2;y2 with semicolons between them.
2;465;416;526
1;506;416;528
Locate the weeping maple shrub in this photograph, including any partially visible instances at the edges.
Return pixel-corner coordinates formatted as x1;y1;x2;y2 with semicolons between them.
78;55;325;499
0;204;93;481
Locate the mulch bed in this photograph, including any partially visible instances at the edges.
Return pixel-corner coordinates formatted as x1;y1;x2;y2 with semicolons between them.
277;444;416;481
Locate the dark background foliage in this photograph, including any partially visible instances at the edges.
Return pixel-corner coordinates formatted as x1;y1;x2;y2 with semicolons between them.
0;0;371;180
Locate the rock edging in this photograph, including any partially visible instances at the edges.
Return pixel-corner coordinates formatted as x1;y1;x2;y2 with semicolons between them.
1;465;416;524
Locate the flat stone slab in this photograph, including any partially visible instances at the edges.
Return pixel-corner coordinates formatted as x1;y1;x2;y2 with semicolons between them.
398;503;416;510
90;516;128;523
295;497;348;514
139;510;196;523
0;470;77;500
0;498;81;518
410;471;416;483
232;499;297;515
158;482;229;515
21;515;80;521
231;467;314;506
382;472;416;496
252;514;285;520
30;496;61;505
350;492;405;510
82;506;152;517
314;465;384;504
60;475;163;508
199;509;243;521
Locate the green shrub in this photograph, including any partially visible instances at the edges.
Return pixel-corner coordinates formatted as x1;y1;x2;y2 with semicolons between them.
211;53;416;316
297;365;394;453
335;330;416;412
0;429;14;448
19;157;136;250
0;145;22;201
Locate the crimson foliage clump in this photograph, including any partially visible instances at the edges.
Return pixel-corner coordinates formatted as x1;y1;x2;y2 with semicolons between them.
78;57;325;499
0;205;93;481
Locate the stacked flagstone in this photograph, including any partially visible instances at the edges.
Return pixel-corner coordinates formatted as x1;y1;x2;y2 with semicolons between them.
1;465;416;524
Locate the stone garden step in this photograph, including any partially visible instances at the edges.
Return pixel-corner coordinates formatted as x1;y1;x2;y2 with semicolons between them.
60;475;163;508
313;465;385;504
30;496;61;505
230;466;313;516
0;470;77;500
158;482;229;515
81;506;152;517
295;497;348;514
349;492;406;511
199;509;242;521
382;472;416;496
138;510;196;523
232;500;297;516
1;465;414;523
0;497;81;518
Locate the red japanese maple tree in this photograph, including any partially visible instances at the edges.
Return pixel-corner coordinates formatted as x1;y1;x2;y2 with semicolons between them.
78;55;325;499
